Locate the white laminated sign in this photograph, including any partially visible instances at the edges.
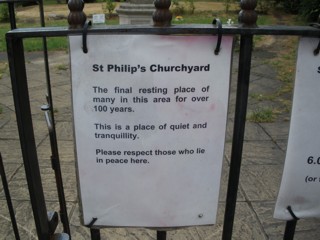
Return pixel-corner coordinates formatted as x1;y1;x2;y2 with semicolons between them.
69;35;233;227
274;37;320;220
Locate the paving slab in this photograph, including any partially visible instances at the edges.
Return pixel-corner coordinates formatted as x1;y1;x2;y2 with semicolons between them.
240;165;283;201
252;201;320;240
0;163;22;194
260;122;290;141
6;163;77;202
0;139;22;164
37;138;75;163
249;76;282;95
0;200;75;240
0;105;12;129
225;140;285;165
227;120;272;142
55;121;74;141
0;118;48;145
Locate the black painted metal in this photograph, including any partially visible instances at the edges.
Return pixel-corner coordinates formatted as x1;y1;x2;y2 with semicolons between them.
0;153;20;240
39;0;71;236
4;0;71;237
157;231;167;240
90;229;101;240
0;0;39;30
44;108;71;236
222;34;254;240
284;220;297;240
5;23;320;240
47;211;59;234
7;2;16;29
39;0;71;234
6;25;320;38
6;36;50;240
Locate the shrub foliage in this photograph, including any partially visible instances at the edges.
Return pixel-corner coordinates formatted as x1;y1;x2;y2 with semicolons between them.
276;0;320;21
0;4;9;22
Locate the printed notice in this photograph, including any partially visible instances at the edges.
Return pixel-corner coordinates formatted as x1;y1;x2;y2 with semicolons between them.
274;37;320;220
69;35;233;227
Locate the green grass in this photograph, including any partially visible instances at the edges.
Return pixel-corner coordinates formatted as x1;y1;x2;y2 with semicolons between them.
248;13;300;122
249;93;277;102
56;63;68;70
247;108;276;123
0;62;7;79
0;17;119;52
173;11;238;24
0;19;69;51
0;2;304;124
0;26;8;51
257;14;277;25
1;35;64;52
173;12;214;24
0;2;306;52
268;36;298;115
23;37;67;52
37;0;65;5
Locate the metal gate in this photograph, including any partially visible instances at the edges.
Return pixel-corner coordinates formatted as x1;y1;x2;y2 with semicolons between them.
2;0;320;239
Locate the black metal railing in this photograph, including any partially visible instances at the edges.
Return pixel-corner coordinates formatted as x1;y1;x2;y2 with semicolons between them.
3;0;320;239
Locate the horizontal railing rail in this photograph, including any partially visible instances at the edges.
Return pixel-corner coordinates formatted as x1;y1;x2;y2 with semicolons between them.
6;25;320;39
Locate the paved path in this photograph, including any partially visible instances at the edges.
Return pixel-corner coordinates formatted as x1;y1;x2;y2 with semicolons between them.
0;39;319;239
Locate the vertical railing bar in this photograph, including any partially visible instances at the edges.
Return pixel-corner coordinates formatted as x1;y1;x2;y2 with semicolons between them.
0;153;21;240
222;34;254;240
90;228;101;240
6;35;50;240
7;1;16;29
283;220;297;240
38;0;71;236
157;230;167;240
46;110;71;236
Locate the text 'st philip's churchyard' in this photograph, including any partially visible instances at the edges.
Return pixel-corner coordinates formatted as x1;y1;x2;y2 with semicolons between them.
69;35;233;228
